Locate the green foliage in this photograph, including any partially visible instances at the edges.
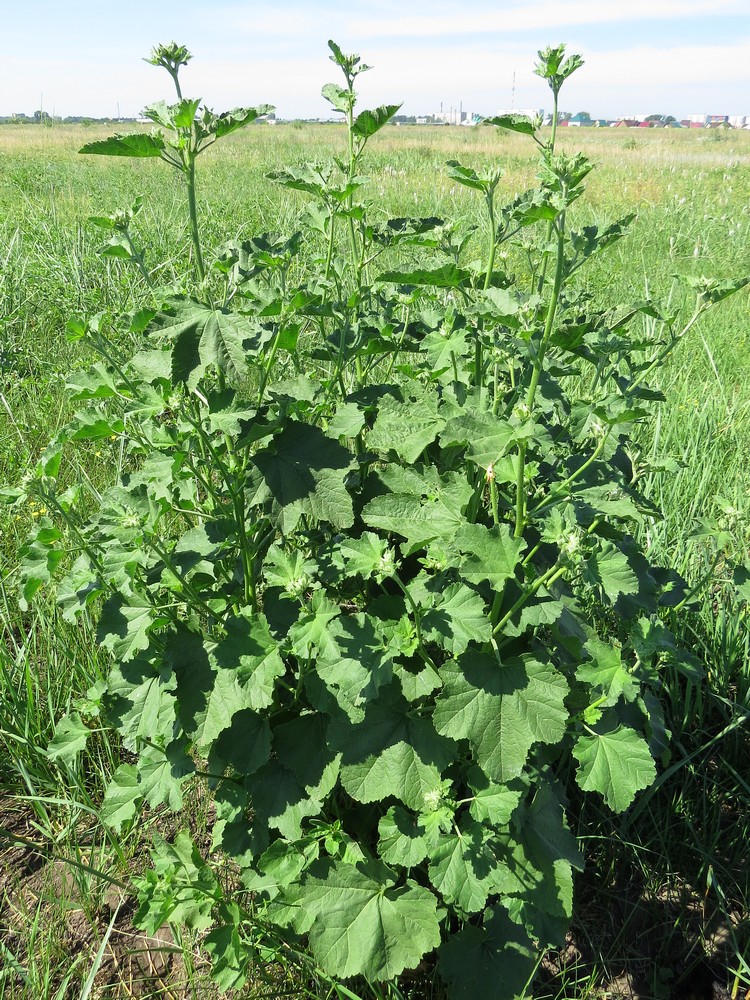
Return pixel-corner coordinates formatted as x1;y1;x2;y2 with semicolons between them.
13;38;749;1000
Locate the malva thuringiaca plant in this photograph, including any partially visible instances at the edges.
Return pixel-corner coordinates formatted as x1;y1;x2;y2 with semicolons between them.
9;40;749;998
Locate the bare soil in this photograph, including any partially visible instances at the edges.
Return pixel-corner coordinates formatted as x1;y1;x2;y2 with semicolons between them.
0;804;197;998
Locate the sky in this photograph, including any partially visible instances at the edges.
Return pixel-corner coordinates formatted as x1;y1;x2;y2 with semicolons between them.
1;0;749;121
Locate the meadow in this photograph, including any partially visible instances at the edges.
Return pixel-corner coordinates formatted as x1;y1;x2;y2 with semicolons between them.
1;113;749;999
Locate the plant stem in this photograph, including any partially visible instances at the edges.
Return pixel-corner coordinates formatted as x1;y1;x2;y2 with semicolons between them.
483;191;496;291
258;324;286;406
630;306;703;392
529;433;609;517
514;215;566;537
492;562;567;637
324;210;336;282
184;155;205;281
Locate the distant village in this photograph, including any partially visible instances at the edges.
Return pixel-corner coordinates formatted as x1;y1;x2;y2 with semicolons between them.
2;108;749;129
398;108;750;129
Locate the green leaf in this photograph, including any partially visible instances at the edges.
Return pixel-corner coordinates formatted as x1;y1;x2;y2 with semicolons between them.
434;653;569;782
733;564;750;603
311;613;394;721
249;758;326;840
377;263;471;288
257;836;321;889
199;668;271;753
287;591;340;659
438;905;537;1000
296;859;441;981
201;104;274;139
150;298;269;386
251;423;355;532
79;133;166;157
362;492;461;551
212;612;285;710
330;532;392;580
204;922;248;992
321;83;351;113
421;582;492;654
100;763;142;830
331;688;457;811
137;742;192;811
573;718;656;812
97;594;162;662
378;806;428;868
423;324;470;372
682;274;750;306
576;636;639;706
428;816;497;913
264;544;317;595
454;522;525;591
70;415;125;440
368;389;445;463
489;782;581;947
521;779;583;870
499;855;573;947
19;520;65;606
273;714;341;798
328;401;366;439
129;349;172;383
467;767;524;825
208;710;271;776
362;469;472;552
46;713;91;763
172;98;201;128
352;104;402;138
134;832;221;933
481;286;522;320
584;541;640;604
482;113;538;136
445;160;492;193
440;408;518;469
105;658;176;751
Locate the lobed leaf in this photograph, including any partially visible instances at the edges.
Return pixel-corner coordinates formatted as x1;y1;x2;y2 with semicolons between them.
434;653;569;782
79;132;166;158
573;719;656;812
296;859;441;981
438;905;537;1000
352;104;402;138
482;113;538;136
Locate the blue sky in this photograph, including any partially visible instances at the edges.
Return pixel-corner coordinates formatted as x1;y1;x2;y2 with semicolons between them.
2;1;749;120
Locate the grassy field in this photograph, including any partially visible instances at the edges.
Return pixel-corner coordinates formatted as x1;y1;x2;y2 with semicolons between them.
1;121;749;998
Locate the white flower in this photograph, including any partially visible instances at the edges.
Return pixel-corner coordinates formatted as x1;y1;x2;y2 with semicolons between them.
423;788;442;811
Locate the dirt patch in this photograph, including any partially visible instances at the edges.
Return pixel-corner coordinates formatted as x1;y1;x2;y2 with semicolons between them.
0;805;46;895
0;805;204;998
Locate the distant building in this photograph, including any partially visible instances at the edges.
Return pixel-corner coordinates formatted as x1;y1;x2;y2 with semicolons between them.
568;113;599;126
684;114;731;127
434;109;467;125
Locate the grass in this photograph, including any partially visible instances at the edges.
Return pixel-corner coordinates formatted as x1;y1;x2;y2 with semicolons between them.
1;120;749;998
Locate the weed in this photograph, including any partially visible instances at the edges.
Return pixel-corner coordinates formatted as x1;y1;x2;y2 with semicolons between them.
3;37;750;1000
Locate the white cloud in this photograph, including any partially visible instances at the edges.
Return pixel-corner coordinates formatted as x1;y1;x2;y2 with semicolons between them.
347;0;747;37
3;3;749;119
559;39;750;114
